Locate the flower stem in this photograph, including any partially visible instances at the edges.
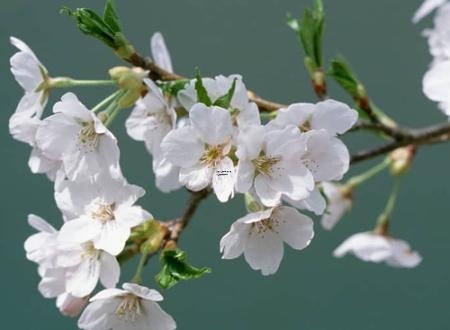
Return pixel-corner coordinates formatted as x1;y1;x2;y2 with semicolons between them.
91;90;122;113
49;77;116;89
132;251;149;284
375;176;403;234
347;157;391;189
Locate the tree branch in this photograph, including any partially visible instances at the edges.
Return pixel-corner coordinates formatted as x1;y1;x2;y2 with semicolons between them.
351;122;450;164
165;189;211;245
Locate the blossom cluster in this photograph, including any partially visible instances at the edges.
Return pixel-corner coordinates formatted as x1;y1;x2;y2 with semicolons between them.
9;13;424;328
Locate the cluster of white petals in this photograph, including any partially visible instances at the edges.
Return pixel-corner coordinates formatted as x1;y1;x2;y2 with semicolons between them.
12;34;176;330
11;21;422;329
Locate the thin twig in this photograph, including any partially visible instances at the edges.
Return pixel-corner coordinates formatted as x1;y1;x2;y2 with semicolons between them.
351;122;450;164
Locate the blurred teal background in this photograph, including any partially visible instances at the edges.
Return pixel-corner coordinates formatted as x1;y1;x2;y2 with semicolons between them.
1;0;449;329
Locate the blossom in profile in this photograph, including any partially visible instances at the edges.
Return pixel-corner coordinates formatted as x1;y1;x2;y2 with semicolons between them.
333;232;422;268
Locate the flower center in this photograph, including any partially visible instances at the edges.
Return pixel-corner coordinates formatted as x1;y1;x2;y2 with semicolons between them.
298;120;311;132
78;121;100;151
200;144;225;167
252;154;281;177
90;200;116;223
115;294;142;322
251;218;280;235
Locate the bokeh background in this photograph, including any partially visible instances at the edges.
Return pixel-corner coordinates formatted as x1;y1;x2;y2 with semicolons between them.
1;0;448;329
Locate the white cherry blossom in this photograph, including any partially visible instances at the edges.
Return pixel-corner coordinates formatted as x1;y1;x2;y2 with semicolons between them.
57;174;151;255
36;92;120;181
235;125;314;207
161;103;235;202
267;99;358;136
220;206;314;275
334;232;422;268
177;74;260;128
78;283;176;330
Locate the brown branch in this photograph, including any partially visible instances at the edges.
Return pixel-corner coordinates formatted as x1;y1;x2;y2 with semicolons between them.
351;122;450;164
124;51;450;179
349;120;414;141
165;189;211;246
125;52;286;112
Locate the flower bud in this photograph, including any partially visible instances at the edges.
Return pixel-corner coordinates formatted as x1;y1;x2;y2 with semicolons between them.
109;66;147;90
139;221;167;255
389;146;416;176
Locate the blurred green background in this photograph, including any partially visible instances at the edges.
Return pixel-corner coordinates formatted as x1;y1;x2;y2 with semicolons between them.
1;0;449;329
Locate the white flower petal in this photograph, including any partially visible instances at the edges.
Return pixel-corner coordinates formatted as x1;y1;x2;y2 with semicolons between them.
212;157;235;203
244;229;284;276
59;217;101;244
123;283;164;302
254;175;281;207
151;32;173;73
190;103;233;145
99;253;120;289
179;164;214;191
273;206;314;250
66;257;101;297
312;100;358;135
413;0;447;23
161;126;204;167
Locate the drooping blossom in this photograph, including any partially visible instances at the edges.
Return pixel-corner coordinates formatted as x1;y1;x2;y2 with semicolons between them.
333;232;422;268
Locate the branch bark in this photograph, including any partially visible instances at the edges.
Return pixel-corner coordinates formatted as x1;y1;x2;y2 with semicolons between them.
351;122;450;164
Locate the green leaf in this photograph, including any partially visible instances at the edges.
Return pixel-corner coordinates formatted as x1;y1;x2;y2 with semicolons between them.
61;0;132;57
288;0;325;70
103;0;121;33
158;80;190;96
194;68;212;106
213;78;237;109
328;57;360;98
61;6;116;48
155;249;211;289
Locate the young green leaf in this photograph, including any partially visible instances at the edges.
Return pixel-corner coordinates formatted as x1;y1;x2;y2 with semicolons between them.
213;78;237;109
328;57;360;98
158;80;190;96
103;0;121;33
155;249;211;289
287;0;325;70
61;0;134;59
194;68;212;106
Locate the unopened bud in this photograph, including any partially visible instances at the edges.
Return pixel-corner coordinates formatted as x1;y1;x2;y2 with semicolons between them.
389;146;416;176
139;221;167;254
57;294;89;317
109;66;147;90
